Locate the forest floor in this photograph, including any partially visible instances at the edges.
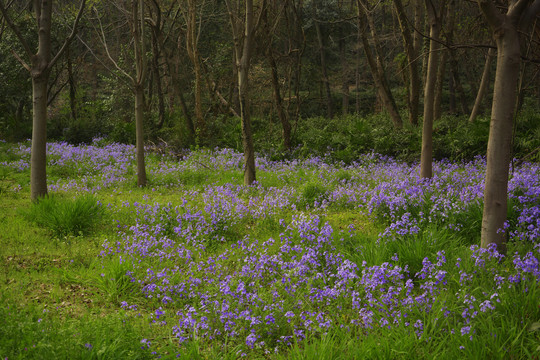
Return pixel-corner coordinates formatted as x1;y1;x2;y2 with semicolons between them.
1;139;539;359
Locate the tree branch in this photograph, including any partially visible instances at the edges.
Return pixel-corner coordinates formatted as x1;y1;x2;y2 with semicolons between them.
76;34;133;90
476;0;504;30
520;0;540;28
10;49;31;71
0;0;34;59
48;0;86;70
94;7;134;84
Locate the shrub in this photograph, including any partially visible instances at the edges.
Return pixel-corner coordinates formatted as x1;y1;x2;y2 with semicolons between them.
25;194;103;238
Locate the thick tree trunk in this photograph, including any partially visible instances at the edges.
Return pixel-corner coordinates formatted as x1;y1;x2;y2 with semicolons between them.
135;85;147;187
420;3;442;179
469;48;495;122
480;26;520;252
31;75;49;200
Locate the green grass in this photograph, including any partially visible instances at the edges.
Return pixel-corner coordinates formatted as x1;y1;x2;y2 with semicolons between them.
23;194;104;239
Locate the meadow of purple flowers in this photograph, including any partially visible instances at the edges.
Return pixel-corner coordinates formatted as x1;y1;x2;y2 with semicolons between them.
1;139;539;358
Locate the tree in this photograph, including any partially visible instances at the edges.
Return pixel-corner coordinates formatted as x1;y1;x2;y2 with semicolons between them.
262;0;292;150
478;0;540;251
357;0;403;128
225;0;266;185
0;0;86;200
393;0;421;125
419;0;446;178
469;47;495;122
93;0;149;187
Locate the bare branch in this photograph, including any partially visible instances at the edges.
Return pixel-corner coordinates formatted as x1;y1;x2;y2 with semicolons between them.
0;0;34;59
49;0;87;70
94;7;134;83
10;48;31;71
76;34;134;90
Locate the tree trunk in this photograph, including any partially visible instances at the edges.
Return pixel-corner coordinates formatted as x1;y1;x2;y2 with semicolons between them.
135;85;147;187
66;45;77;122
31;75;49;200
420;0;443;179
449;52;470;115
340;36;349;115
133;0;147;187
268;49;291;150
358;3;402;128
469;47;495;122
151;34;165;129
393;0;420;125
480;20;520;252
315;20;333;119
434;48;446;120
227;0;261;185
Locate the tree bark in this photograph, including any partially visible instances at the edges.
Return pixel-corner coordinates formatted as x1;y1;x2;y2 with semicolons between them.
469;47;495;122
135;85;147;186
420;0;444;179
31;75;49;199
478;0;540;251
132;0;147;187
0;0;86;200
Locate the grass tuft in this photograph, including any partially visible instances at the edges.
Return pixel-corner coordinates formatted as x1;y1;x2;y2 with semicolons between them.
24;194;103;238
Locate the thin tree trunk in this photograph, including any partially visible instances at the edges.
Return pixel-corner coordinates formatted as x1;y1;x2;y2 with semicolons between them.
315;20;333;119
420;0;443;179
434;48;446;120
66;45;77;122
469;47;495;122
357;3;402;128
133;0;147;187
340;36;349;115
31;75;49;199
393;0;420;125
227;0;261;185
134;85;147;186
268;49;291;150
449;52;469;114
151;34;165;129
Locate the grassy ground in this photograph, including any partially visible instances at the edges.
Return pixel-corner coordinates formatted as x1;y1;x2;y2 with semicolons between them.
1;140;539;359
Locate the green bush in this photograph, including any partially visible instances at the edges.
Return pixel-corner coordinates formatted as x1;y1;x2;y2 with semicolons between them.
25;194;103;238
